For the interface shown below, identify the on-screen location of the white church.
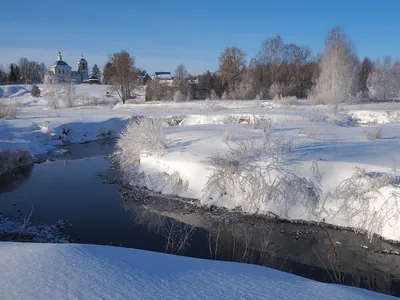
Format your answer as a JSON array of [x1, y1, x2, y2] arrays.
[[44, 52, 89, 83]]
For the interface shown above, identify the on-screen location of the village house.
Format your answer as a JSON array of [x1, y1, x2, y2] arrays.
[[153, 72, 174, 85]]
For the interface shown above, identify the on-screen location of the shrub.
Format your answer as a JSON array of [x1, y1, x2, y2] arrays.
[[324, 168, 400, 241], [365, 127, 382, 140], [31, 86, 41, 97], [116, 118, 166, 180], [221, 91, 229, 100], [43, 84, 60, 109], [0, 102, 18, 118], [202, 129, 319, 215], [275, 96, 298, 106], [221, 130, 232, 144], [173, 90, 186, 102]]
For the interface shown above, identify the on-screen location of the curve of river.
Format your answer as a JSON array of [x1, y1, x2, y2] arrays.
[[0, 140, 399, 296]]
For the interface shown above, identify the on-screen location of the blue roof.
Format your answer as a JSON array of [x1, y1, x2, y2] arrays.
[[155, 72, 171, 75]]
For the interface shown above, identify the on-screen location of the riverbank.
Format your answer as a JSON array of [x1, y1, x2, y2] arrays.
[[0, 140, 399, 296]]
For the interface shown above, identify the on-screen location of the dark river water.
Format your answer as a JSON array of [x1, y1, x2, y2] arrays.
[[0, 140, 399, 297]]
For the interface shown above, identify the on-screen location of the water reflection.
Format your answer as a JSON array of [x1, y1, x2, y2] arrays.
[[122, 194, 400, 296], [0, 164, 34, 193]]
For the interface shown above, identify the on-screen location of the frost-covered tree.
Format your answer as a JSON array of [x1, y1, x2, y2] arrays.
[[269, 82, 283, 99], [367, 56, 399, 101], [313, 27, 358, 110]]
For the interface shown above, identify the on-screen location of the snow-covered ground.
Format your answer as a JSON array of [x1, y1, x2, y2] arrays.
[[0, 242, 395, 300], [2, 84, 400, 241]]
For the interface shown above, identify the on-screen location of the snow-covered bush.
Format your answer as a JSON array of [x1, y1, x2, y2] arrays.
[[202, 130, 319, 216], [365, 127, 382, 140], [173, 90, 186, 102], [269, 82, 283, 99], [43, 84, 61, 109], [323, 168, 400, 241], [221, 91, 229, 100], [0, 102, 18, 118], [221, 130, 232, 144], [0, 148, 33, 175], [60, 83, 77, 107], [203, 100, 227, 111], [274, 96, 298, 106], [116, 118, 166, 180], [210, 90, 219, 100]]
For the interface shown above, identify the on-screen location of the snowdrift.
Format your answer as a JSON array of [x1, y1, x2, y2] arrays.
[[0, 242, 394, 300]]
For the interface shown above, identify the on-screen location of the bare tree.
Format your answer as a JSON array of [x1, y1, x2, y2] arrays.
[[258, 35, 285, 82], [107, 51, 138, 103], [173, 64, 189, 96], [18, 58, 46, 83], [218, 46, 246, 93], [313, 27, 359, 110], [367, 56, 399, 101]]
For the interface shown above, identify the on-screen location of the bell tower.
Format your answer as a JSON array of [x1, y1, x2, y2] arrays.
[[77, 55, 89, 82]]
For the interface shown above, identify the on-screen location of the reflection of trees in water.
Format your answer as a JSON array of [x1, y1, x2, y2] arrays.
[[0, 164, 34, 193], [123, 201, 195, 255], [122, 195, 400, 296], [207, 218, 400, 295]]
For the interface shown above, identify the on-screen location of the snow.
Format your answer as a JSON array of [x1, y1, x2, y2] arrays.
[[2, 84, 400, 241], [0, 242, 395, 300]]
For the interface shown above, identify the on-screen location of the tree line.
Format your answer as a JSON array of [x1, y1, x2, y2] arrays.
[[0, 58, 47, 84], [102, 26, 400, 104]]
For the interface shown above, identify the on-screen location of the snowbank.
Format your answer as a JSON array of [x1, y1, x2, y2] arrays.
[[0, 242, 394, 300], [118, 112, 400, 241]]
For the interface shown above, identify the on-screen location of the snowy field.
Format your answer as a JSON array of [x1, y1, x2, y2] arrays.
[[1, 84, 400, 242], [0, 242, 395, 300]]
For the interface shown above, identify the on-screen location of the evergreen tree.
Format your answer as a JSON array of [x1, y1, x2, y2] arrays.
[[359, 57, 373, 96], [91, 64, 101, 78], [8, 64, 17, 83]]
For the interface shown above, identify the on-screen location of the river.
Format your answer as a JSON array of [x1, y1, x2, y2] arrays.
[[0, 140, 399, 296]]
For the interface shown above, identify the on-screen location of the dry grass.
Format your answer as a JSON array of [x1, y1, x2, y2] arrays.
[[365, 127, 383, 140], [0, 102, 18, 118]]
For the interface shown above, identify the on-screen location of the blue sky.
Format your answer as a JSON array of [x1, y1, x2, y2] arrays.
[[1, 0, 400, 74]]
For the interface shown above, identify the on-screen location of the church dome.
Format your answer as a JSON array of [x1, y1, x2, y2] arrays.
[[54, 52, 69, 66], [79, 55, 87, 61], [55, 60, 69, 66]]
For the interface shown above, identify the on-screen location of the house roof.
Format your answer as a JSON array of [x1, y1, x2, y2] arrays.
[[155, 72, 171, 75]]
